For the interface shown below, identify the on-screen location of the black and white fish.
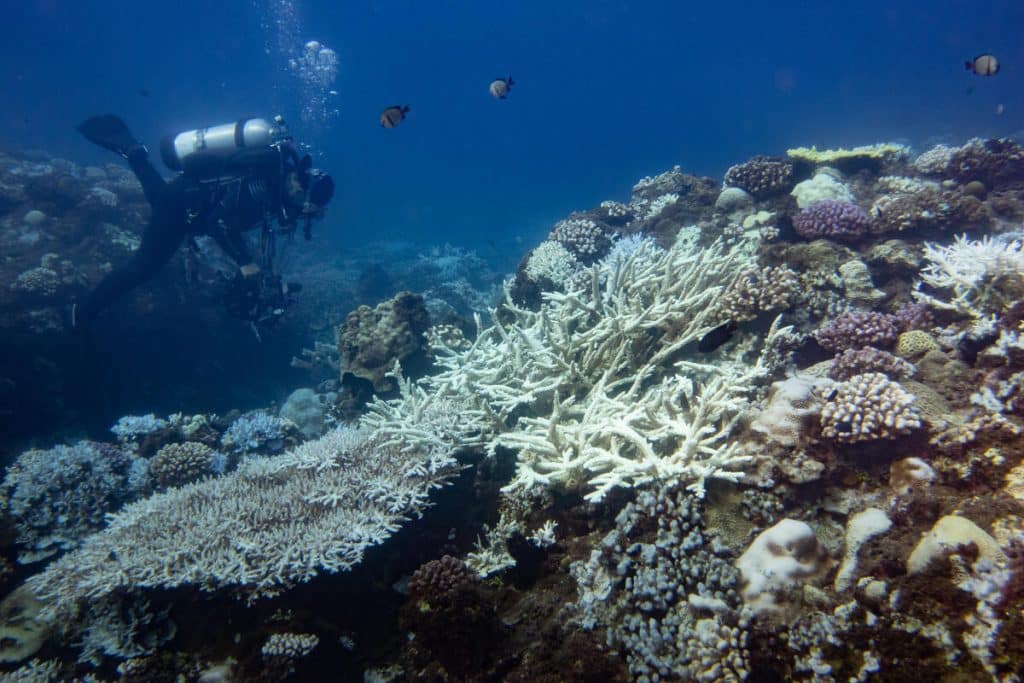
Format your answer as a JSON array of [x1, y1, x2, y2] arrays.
[[489, 76, 514, 99], [965, 53, 999, 76], [380, 105, 411, 128]]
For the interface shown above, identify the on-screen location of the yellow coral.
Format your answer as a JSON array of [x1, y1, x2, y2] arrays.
[[787, 143, 910, 165], [895, 330, 938, 358]]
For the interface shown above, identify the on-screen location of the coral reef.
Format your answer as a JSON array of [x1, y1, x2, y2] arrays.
[[828, 346, 916, 381], [573, 482, 750, 681], [147, 441, 219, 489], [4, 134, 1024, 681], [819, 371, 922, 442], [220, 410, 290, 454], [716, 264, 799, 323], [723, 156, 794, 199], [549, 215, 613, 263], [407, 555, 480, 602], [793, 199, 872, 241], [337, 290, 431, 393], [0, 441, 140, 563], [814, 311, 900, 351]]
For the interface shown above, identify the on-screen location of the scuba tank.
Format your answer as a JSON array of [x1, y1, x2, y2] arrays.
[[160, 116, 290, 174]]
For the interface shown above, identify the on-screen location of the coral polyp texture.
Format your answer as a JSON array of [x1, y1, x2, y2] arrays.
[[548, 215, 613, 262], [792, 199, 872, 241], [814, 311, 900, 351], [819, 372, 921, 442], [723, 155, 794, 198]]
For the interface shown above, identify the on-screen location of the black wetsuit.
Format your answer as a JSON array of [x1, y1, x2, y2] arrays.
[[76, 147, 292, 328]]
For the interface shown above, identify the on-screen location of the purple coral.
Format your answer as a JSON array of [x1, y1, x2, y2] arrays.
[[793, 200, 871, 241], [815, 311, 900, 352], [828, 347, 915, 381], [892, 302, 935, 332]]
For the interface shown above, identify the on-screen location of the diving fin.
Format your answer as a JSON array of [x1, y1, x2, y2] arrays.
[[77, 115, 140, 158]]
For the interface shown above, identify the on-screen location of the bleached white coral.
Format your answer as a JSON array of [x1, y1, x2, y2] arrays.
[[913, 233, 1024, 318], [469, 231, 780, 501], [527, 520, 558, 548], [27, 424, 462, 620], [642, 192, 678, 219], [524, 240, 578, 284], [912, 144, 956, 176], [465, 524, 516, 577]]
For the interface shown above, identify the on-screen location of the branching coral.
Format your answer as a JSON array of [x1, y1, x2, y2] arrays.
[[716, 264, 799, 323], [913, 233, 1024, 319], [408, 230, 785, 501], [820, 372, 921, 442]]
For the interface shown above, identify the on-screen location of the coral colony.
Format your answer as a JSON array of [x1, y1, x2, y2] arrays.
[[2, 137, 1024, 680]]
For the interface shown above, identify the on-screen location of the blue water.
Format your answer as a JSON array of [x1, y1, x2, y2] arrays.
[[3, 0, 1022, 257]]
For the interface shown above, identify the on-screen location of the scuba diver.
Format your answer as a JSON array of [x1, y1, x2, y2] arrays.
[[70, 114, 334, 338]]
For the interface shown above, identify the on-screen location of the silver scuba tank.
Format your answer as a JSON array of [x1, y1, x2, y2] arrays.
[[160, 117, 288, 171]]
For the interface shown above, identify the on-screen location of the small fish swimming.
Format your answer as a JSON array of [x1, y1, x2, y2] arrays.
[[965, 53, 999, 76], [380, 105, 411, 128], [489, 76, 514, 99], [698, 321, 737, 353]]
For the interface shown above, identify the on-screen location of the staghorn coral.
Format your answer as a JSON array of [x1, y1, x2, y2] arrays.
[[913, 233, 1024, 319], [488, 233, 786, 501], [723, 155, 794, 198], [814, 311, 900, 352], [819, 372, 921, 442], [716, 264, 799, 323], [147, 442, 217, 489], [828, 346, 916, 381], [793, 200, 871, 241]]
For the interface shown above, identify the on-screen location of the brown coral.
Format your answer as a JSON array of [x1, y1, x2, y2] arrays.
[[148, 442, 216, 489], [949, 138, 1024, 188], [724, 156, 794, 199], [337, 291, 431, 393], [717, 265, 799, 323]]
